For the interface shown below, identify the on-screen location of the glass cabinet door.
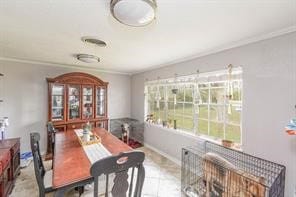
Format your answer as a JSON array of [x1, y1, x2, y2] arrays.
[[51, 84, 64, 121], [96, 121, 106, 129], [68, 85, 80, 120], [82, 86, 93, 119], [96, 87, 106, 117]]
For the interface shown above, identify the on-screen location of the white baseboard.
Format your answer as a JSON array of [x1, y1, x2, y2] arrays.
[[144, 143, 181, 166]]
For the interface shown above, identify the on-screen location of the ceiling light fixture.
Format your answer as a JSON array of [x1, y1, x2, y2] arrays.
[[81, 37, 107, 47], [110, 0, 157, 27], [76, 54, 100, 63]]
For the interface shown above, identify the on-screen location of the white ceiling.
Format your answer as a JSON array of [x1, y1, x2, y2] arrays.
[[0, 0, 295, 74]]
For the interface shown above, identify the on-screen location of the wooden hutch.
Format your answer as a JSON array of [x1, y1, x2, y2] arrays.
[[46, 72, 108, 157]]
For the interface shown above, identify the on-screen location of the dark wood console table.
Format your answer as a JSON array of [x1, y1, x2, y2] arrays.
[[0, 138, 21, 197]]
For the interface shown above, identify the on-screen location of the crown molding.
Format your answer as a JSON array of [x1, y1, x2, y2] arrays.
[[0, 26, 295, 76], [131, 25, 296, 75], [0, 56, 131, 75]]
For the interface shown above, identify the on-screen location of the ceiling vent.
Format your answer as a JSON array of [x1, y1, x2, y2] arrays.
[[76, 54, 100, 63], [81, 37, 107, 47]]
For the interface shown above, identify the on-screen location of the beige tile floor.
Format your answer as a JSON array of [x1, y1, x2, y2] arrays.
[[10, 147, 181, 197]]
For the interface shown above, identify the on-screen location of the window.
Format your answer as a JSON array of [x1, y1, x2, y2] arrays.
[[145, 69, 242, 145]]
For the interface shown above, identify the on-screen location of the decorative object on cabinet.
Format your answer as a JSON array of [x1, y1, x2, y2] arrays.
[[46, 72, 109, 159], [0, 138, 21, 197], [110, 118, 144, 148], [0, 117, 9, 140], [0, 121, 4, 140]]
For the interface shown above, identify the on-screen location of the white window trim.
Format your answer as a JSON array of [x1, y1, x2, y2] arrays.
[[145, 68, 243, 145]]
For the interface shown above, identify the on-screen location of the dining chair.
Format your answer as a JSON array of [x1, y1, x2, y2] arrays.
[[30, 132, 55, 197], [47, 122, 56, 168], [31, 132, 86, 197], [90, 151, 145, 197], [47, 122, 56, 155]]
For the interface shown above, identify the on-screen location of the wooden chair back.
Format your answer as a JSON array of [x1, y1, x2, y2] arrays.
[[30, 132, 47, 196], [47, 122, 56, 156], [90, 151, 145, 197]]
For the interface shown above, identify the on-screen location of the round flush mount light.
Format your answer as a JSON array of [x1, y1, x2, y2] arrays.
[[76, 54, 100, 63], [110, 0, 157, 27], [81, 37, 107, 47]]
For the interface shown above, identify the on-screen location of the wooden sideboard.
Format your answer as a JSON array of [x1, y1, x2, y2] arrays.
[[0, 149, 11, 197], [46, 72, 109, 158], [0, 138, 21, 197]]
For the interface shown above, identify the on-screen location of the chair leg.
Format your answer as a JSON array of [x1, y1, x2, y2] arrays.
[[79, 186, 84, 196], [39, 191, 43, 197], [75, 186, 85, 196]]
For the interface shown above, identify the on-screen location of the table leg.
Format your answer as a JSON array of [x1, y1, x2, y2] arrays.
[[54, 188, 66, 197], [54, 178, 93, 197]]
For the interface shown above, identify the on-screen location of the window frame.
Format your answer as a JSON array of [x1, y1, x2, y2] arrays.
[[144, 69, 243, 145]]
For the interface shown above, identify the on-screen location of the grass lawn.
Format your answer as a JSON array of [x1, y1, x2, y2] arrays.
[[152, 104, 241, 143]]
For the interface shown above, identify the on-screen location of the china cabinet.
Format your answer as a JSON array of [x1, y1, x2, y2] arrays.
[[46, 72, 108, 157]]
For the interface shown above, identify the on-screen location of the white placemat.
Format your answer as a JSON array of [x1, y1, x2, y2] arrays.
[[74, 129, 112, 164]]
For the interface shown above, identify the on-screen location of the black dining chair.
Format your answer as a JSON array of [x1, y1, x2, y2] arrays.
[[90, 151, 145, 197], [30, 132, 55, 197], [31, 132, 87, 197], [47, 122, 56, 168], [47, 122, 56, 155]]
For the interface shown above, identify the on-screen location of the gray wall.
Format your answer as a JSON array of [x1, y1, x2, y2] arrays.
[[0, 60, 131, 153], [131, 32, 296, 196]]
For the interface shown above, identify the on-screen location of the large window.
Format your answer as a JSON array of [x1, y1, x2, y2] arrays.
[[145, 69, 242, 144]]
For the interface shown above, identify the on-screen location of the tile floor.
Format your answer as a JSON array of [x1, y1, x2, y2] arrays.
[[10, 146, 182, 197]]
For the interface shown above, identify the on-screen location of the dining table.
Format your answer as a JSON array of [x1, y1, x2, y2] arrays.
[[53, 127, 132, 196]]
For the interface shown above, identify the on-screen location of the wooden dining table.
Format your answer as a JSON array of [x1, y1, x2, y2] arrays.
[[53, 127, 132, 196]]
